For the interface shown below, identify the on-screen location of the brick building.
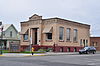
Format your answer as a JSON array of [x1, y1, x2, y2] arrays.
[[20, 14, 90, 52], [90, 37, 100, 51]]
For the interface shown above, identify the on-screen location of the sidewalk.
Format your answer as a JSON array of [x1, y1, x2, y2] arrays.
[[1, 53, 46, 57], [45, 52, 79, 56], [0, 52, 78, 57], [0, 51, 100, 57]]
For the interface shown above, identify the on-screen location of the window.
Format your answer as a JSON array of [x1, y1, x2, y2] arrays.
[[80, 39, 82, 45], [46, 33, 52, 40], [96, 42, 98, 46], [73, 29, 78, 41], [83, 39, 85, 47], [66, 28, 71, 41], [92, 42, 98, 47], [59, 27, 64, 40], [92, 42, 94, 46], [10, 31, 12, 37], [23, 34, 28, 40], [3, 32, 5, 36], [86, 40, 88, 46]]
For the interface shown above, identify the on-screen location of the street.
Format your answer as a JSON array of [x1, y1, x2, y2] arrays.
[[0, 54, 100, 66]]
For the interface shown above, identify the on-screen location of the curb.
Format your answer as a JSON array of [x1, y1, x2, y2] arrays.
[[24, 54, 46, 57], [1, 52, 100, 57], [0, 55, 4, 56]]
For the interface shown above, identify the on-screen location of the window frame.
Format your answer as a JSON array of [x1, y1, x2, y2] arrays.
[[23, 34, 28, 41], [86, 40, 88, 46], [73, 29, 78, 42], [80, 39, 82, 45], [10, 31, 12, 37], [46, 33, 52, 40], [59, 27, 64, 41], [66, 28, 71, 41]]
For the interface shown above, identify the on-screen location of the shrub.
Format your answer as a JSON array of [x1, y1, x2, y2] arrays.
[[46, 48, 53, 52], [37, 49, 46, 52]]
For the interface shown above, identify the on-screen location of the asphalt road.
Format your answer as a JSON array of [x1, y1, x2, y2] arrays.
[[0, 54, 100, 66]]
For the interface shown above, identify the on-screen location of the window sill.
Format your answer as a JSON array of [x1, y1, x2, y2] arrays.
[[45, 40, 53, 42], [73, 41, 78, 43], [59, 40, 64, 42], [66, 40, 71, 42], [23, 40, 29, 42]]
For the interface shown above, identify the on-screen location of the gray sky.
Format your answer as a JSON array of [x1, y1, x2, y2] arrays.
[[0, 0, 100, 36]]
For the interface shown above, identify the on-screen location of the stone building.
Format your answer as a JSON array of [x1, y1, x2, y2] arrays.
[[90, 37, 100, 51], [20, 14, 90, 52]]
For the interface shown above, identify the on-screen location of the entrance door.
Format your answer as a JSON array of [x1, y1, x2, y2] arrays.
[[34, 29, 37, 44], [32, 28, 38, 45]]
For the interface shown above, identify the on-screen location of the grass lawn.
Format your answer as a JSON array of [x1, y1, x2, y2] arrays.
[[2, 50, 45, 54], [21, 51, 45, 54], [2, 50, 9, 53]]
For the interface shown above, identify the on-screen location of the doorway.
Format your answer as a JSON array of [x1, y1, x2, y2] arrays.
[[34, 29, 37, 44], [32, 28, 38, 45]]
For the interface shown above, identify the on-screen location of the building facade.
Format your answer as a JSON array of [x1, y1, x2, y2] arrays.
[[0, 24, 20, 50], [90, 37, 100, 51], [20, 14, 90, 52]]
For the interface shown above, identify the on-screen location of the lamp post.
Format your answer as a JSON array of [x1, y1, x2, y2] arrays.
[[0, 25, 3, 55]]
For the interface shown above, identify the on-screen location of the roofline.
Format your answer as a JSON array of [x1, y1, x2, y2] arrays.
[[3, 24, 18, 33], [20, 21, 27, 23], [43, 17, 90, 27], [20, 16, 90, 27], [90, 37, 100, 38], [11, 24, 18, 33]]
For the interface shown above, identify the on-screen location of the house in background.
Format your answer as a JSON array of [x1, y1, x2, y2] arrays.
[[0, 22, 2, 25], [90, 37, 100, 51], [20, 14, 90, 52], [0, 24, 20, 50]]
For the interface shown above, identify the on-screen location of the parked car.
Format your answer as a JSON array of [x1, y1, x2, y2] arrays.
[[79, 46, 96, 54]]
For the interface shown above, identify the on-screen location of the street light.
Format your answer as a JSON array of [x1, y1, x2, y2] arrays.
[[0, 25, 3, 55]]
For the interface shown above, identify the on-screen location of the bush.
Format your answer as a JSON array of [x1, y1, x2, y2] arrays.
[[37, 48, 53, 52], [37, 49, 46, 52], [46, 48, 53, 52]]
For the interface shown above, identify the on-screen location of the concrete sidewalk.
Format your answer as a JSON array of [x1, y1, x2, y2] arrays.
[[0, 51, 100, 57], [1, 53, 46, 57], [0, 52, 78, 57]]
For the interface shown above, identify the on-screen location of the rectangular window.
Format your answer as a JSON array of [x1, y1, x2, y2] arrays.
[[66, 28, 71, 41], [86, 40, 88, 46], [83, 39, 85, 47], [3, 32, 5, 36], [92, 42, 94, 46], [80, 39, 82, 45], [23, 34, 28, 40], [46, 33, 52, 40], [92, 42, 98, 47], [59, 27, 64, 40], [73, 29, 78, 42], [96, 42, 98, 46], [10, 31, 12, 37]]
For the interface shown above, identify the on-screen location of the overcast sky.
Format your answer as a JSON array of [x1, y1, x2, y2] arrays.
[[0, 0, 100, 36]]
